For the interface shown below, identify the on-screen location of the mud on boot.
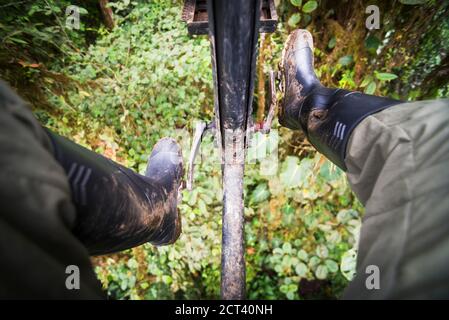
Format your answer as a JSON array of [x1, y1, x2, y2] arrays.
[[279, 29, 401, 170]]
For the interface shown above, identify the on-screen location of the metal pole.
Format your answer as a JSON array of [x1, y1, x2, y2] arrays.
[[207, 0, 261, 299]]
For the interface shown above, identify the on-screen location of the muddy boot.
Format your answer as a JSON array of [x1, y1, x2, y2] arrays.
[[144, 138, 183, 246], [279, 29, 402, 170], [46, 132, 183, 255]]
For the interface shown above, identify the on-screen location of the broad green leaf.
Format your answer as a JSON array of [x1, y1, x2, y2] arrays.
[[8, 37, 28, 44], [247, 131, 267, 162], [127, 258, 138, 269], [280, 156, 312, 189], [328, 36, 336, 49], [360, 76, 372, 88], [325, 259, 339, 273], [290, 257, 300, 266], [302, 1, 318, 13], [120, 279, 128, 291], [341, 249, 357, 281], [187, 189, 198, 206], [319, 160, 342, 182], [128, 275, 136, 288], [286, 291, 295, 300], [288, 13, 301, 27], [326, 230, 342, 244], [275, 265, 283, 273], [282, 212, 295, 227], [365, 35, 381, 53], [375, 72, 398, 81], [336, 209, 357, 224], [250, 183, 270, 204], [316, 244, 329, 258], [198, 199, 208, 215], [295, 262, 308, 277], [282, 255, 292, 267], [303, 13, 312, 26], [282, 242, 293, 254], [315, 265, 328, 280], [308, 256, 321, 269], [364, 81, 377, 94], [297, 249, 308, 261], [290, 0, 302, 7], [280, 156, 301, 188], [280, 284, 289, 293], [268, 177, 283, 196], [338, 55, 353, 66], [140, 282, 149, 290], [282, 203, 295, 215], [161, 275, 172, 285]]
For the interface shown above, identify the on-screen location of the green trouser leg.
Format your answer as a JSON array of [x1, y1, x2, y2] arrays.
[[343, 99, 449, 299], [0, 82, 104, 299]]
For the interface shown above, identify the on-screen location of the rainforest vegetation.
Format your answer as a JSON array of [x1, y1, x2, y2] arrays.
[[1, 0, 448, 299]]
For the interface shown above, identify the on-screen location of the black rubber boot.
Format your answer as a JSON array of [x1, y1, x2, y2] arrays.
[[279, 29, 402, 170], [46, 131, 183, 255]]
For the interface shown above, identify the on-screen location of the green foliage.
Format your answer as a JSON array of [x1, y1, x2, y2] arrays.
[[77, 2, 361, 299], [4, 0, 447, 300], [337, 55, 354, 67], [307, 0, 449, 99], [43, 1, 213, 169], [288, 13, 301, 27], [302, 1, 318, 13], [287, 0, 317, 28], [0, 0, 104, 109], [242, 155, 363, 299], [399, 0, 428, 4], [375, 72, 398, 82], [327, 36, 336, 49], [0, 0, 88, 56], [279, 156, 313, 189], [290, 0, 303, 7], [365, 35, 381, 54]]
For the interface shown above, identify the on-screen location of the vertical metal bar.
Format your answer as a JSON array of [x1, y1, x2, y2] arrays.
[[207, 0, 261, 300], [222, 140, 245, 299]]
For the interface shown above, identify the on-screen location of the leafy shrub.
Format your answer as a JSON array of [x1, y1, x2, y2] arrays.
[[54, 1, 360, 300], [6, 0, 446, 299]]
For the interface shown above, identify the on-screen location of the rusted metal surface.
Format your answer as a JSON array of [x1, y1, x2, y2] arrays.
[[181, 0, 208, 35], [258, 70, 278, 134], [260, 0, 278, 33], [182, 0, 277, 35]]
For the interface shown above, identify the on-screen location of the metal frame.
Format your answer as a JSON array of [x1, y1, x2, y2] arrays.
[[182, 0, 277, 300], [207, 0, 261, 300], [182, 0, 277, 35]]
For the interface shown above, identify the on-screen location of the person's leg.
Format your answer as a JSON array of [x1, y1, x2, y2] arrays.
[[280, 30, 449, 298], [344, 100, 449, 299], [46, 131, 183, 255], [0, 81, 103, 298], [0, 80, 183, 297], [280, 30, 402, 170]]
